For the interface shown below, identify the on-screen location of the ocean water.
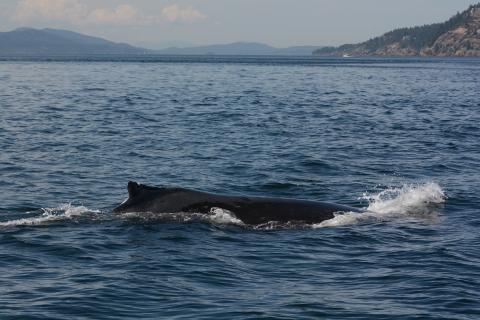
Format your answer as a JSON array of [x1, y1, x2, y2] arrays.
[[0, 56, 479, 319]]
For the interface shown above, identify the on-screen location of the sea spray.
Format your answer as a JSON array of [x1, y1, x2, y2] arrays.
[[0, 204, 100, 227], [363, 182, 445, 215], [314, 182, 446, 228]]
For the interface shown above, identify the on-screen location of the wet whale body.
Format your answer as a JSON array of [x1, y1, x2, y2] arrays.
[[113, 181, 362, 225]]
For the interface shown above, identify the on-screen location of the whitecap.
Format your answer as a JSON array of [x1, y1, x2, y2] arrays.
[[314, 182, 446, 228]]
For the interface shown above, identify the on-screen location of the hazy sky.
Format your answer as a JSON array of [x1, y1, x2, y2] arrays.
[[0, 0, 478, 48]]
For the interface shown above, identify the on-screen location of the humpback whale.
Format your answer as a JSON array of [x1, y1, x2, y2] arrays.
[[113, 181, 361, 225]]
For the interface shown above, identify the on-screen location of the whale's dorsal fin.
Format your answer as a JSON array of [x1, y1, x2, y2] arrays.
[[127, 181, 170, 198], [128, 181, 141, 198], [127, 181, 188, 200]]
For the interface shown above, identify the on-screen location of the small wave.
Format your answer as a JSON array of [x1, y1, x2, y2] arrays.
[[262, 182, 298, 190], [0, 204, 100, 227], [82, 87, 106, 92], [315, 182, 446, 228]]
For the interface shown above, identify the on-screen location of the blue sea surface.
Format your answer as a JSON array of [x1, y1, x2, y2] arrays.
[[0, 56, 479, 319]]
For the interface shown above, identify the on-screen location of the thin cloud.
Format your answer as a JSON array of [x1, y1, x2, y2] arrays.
[[14, 0, 86, 23], [87, 4, 138, 26], [161, 4, 206, 23], [13, 0, 206, 26]]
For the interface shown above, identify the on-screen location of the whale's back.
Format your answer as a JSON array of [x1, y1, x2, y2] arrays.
[[113, 181, 361, 224]]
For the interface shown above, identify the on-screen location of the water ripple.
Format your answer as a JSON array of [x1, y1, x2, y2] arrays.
[[0, 57, 479, 319]]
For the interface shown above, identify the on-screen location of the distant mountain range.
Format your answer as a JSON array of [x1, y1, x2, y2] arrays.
[[314, 3, 480, 57], [0, 28, 149, 56], [156, 43, 322, 56], [0, 27, 322, 56]]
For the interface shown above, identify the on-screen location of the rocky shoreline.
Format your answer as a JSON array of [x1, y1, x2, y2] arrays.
[[314, 4, 480, 57]]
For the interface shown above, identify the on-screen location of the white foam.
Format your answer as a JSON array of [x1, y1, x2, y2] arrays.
[[118, 211, 191, 223], [314, 182, 446, 228], [207, 207, 244, 225], [0, 204, 100, 227]]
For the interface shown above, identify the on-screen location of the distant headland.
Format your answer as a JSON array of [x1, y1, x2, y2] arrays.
[[0, 28, 149, 56], [314, 3, 480, 57]]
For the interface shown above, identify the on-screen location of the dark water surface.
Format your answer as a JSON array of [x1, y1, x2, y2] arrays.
[[1, 56, 479, 319]]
